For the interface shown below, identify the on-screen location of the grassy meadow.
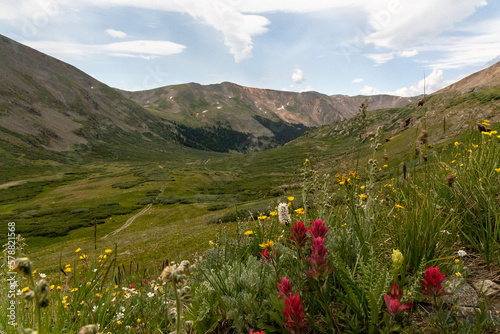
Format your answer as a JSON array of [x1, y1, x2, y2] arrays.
[[1, 91, 499, 333]]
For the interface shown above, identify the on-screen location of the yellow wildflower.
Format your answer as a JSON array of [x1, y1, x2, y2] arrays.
[[495, 168, 500, 173], [71, 288, 78, 292], [395, 204, 404, 210], [455, 259, 460, 264], [75, 248, 81, 253], [287, 196, 295, 202], [270, 210, 277, 216], [454, 141, 459, 146], [455, 272, 462, 278], [259, 240, 275, 249], [482, 131, 492, 137], [360, 185, 366, 189], [117, 321, 122, 325], [358, 194, 367, 200], [258, 215, 269, 220], [208, 240, 214, 247], [383, 164, 388, 168], [56, 286, 62, 291], [244, 230, 254, 236], [79, 254, 87, 260], [137, 319, 141, 323], [104, 249, 112, 254], [472, 143, 478, 148], [22, 287, 29, 292], [391, 249, 404, 268], [294, 208, 305, 214], [50, 285, 55, 290], [65, 267, 72, 273]]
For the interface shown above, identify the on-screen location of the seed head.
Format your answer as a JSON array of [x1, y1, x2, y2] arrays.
[[447, 174, 455, 187], [78, 324, 98, 334]]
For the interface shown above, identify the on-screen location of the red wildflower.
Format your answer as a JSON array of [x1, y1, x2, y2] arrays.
[[307, 219, 329, 239], [387, 282, 404, 300], [306, 237, 331, 278], [260, 248, 271, 261], [283, 295, 307, 334], [277, 277, 298, 301], [260, 248, 278, 262], [290, 221, 308, 248], [250, 330, 265, 334], [129, 284, 135, 289], [384, 294, 412, 318], [420, 266, 451, 299]]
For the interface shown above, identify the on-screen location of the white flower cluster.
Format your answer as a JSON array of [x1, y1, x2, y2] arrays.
[[278, 202, 291, 225]]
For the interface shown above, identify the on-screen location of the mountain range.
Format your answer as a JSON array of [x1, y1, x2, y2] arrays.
[[0, 34, 414, 160]]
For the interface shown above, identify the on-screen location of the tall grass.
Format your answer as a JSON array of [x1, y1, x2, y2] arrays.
[[1, 129, 499, 333]]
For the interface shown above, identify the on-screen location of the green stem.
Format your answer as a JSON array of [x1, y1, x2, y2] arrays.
[[173, 284, 182, 334], [28, 275, 42, 334]]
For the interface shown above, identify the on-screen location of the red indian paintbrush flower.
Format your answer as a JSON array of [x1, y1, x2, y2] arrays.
[[260, 248, 271, 261], [307, 219, 329, 239], [420, 266, 451, 299], [290, 221, 308, 248], [250, 330, 265, 334], [387, 282, 404, 300], [306, 236, 331, 278], [277, 277, 298, 301], [283, 295, 307, 334], [384, 294, 412, 318]]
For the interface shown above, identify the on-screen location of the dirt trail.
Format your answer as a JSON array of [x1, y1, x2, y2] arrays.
[[0, 180, 25, 189], [101, 204, 152, 239], [101, 183, 167, 239]]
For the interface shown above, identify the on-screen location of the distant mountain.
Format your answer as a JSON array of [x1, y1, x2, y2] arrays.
[[0, 34, 178, 164], [122, 83, 413, 148]]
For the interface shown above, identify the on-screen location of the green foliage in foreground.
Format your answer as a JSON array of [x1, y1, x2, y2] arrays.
[[1, 131, 499, 333]]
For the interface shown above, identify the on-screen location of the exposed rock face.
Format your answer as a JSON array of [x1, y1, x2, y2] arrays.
[[123, 82, 414, 138]]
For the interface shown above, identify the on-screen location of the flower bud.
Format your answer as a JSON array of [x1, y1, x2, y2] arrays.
[[78, 324, 98, 334], [14, 258, 32, 276]]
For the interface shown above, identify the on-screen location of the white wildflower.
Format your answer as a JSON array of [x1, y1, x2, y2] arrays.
[[458, 250, 467, 257], [278, 202, 291, 225]]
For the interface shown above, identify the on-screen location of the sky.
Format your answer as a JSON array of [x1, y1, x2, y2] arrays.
[[1, 0, 499, 97]]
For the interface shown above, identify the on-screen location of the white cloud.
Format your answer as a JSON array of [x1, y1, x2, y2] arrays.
[[390, 69, 443, 96], [1, 0, 489, 67], [81, 0, 269, 62], [300, 85, 313, 92], [364, 0, 486, 49], [359, 69, 444, 97], [292, 68, 306, 84], [106, 29, 127, 39], [419, 17, 500, 69], [23, 40, 186, 58], [352, 78, 364, 83], [359, 85, 381, 95], [364, 52, 394, 64], [398, 50, 418, 58], [364, 50, 418, 64]]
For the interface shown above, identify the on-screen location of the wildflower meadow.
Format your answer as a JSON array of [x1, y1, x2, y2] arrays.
[[1, 129, 499, 333]]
